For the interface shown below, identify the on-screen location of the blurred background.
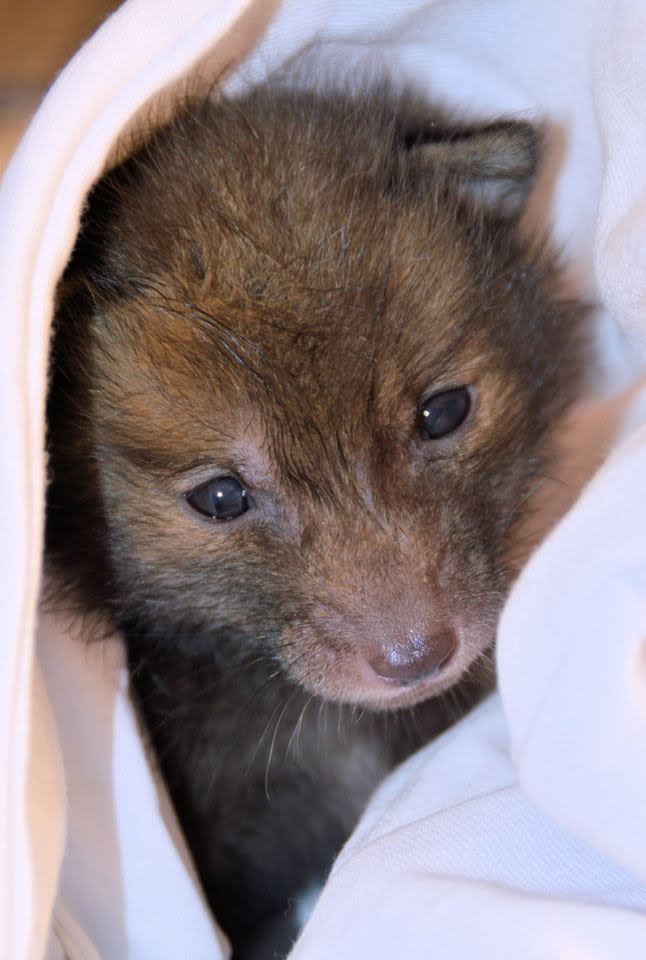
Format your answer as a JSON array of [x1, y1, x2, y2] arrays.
[[0, 0, 120, 170]]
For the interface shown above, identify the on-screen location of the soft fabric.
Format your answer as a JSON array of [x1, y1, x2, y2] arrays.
[[290, 696, 646, 959], [1, 1, 645, 957]]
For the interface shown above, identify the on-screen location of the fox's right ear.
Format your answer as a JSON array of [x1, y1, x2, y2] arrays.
[[404, 121, 540, 221]]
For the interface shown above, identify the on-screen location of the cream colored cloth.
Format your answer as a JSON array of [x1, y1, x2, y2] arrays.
[[1, 1, 646, 958]]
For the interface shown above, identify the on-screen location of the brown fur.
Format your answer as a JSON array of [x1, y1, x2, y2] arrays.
[[46, 84, 586, 958]]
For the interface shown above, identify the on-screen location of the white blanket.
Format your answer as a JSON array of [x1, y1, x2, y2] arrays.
[[1, 1, 646, 957]]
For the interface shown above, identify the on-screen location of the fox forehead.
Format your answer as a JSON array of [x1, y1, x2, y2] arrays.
[[87, 234, 508, 489], [76, 89, 562, 505], [88, 188, 500, 444]]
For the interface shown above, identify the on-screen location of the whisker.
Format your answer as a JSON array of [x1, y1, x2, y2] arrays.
[[287, 695, 312, 759], [265, 694, 297, 799], [246, 698, 285, 777]]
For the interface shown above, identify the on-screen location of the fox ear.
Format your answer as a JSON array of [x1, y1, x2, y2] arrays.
[[407, 121, 539, 221]]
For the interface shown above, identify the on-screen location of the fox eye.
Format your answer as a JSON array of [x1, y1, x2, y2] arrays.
[[186, 476, 251, 520], [419, 387, 471, 440]]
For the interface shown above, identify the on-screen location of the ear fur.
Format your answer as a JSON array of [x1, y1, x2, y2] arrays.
[[407, 121, 539, 221]]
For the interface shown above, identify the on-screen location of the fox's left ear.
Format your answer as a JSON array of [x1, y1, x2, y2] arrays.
[[407, 121, 539, 221]]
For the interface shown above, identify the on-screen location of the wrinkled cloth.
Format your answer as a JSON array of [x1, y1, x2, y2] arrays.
[[1, 1, 646, 958]]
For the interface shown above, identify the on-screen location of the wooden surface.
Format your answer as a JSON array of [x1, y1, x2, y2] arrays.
[[0, 0, 119, 170]]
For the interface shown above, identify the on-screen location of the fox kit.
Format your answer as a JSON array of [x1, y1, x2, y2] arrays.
[[47, 84, 585, 958]]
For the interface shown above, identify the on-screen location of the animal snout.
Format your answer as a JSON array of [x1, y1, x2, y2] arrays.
[[367, 628, 456, 686]]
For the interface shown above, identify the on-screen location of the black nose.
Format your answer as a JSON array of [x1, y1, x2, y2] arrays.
[[368, 629, 456, 686]]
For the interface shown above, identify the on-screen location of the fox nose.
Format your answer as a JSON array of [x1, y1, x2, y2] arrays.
[[368, 629, 457, 686]]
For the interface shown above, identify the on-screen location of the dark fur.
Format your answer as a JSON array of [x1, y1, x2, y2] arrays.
[[46, 84, 586, 958]]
